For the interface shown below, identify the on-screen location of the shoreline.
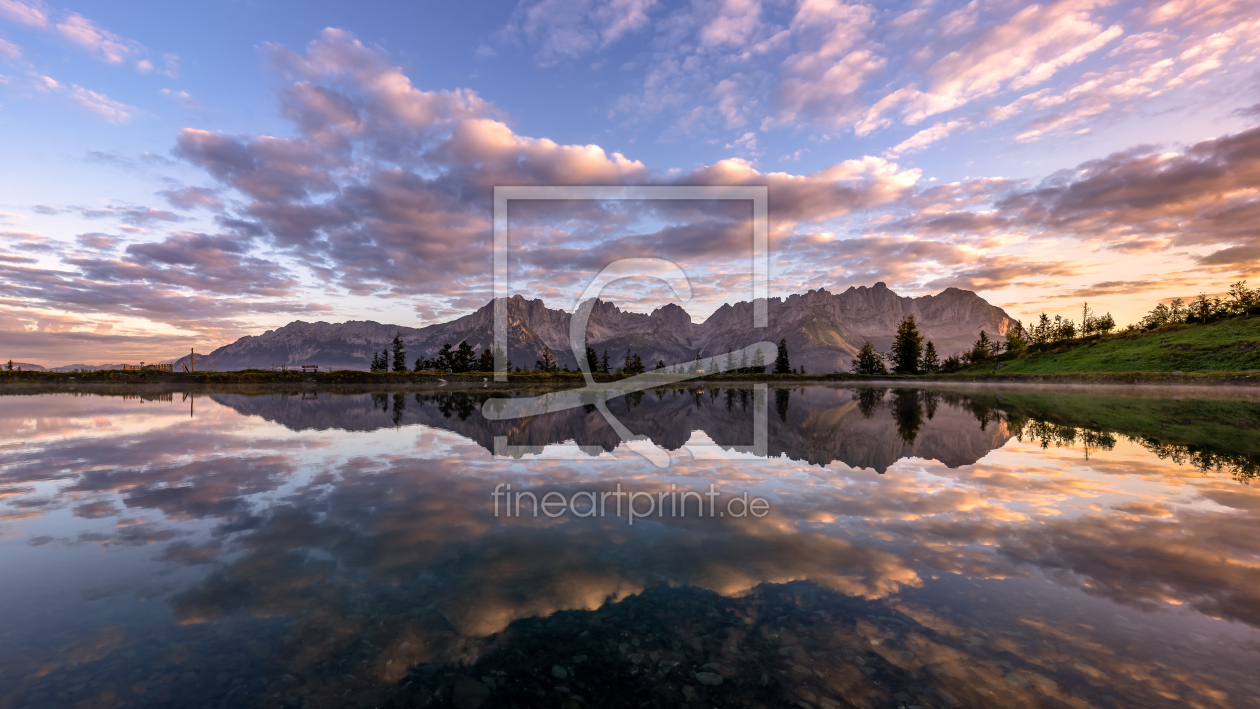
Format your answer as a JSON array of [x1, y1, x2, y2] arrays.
[[2, 368, 1259, 397]]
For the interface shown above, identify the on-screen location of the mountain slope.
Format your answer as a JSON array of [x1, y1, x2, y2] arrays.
[[183, 284, 1021, 372]]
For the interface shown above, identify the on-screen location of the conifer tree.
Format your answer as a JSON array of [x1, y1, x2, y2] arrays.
[[889, 315, 922, 375], [391, 334, 407, 372], [1004, 329, 1026, 354], [535, 345, 557, 373], [968, 331, 993, 363], [773, 338, 792, 374], [433, 343, 454, 371], [851, 341, 886, 375], [919, 341, 939, 373], [751, 346, 766, 372], [493, 344, 509, 373]]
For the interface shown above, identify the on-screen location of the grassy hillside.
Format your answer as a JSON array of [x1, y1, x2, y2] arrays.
[[961, 317, 1260, 374]]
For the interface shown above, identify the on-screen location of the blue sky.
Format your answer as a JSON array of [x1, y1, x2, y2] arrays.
[[2, 0, 1259, 364]]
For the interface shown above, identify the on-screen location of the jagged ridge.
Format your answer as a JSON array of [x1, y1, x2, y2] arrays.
[[179, 283, 1020, 372]]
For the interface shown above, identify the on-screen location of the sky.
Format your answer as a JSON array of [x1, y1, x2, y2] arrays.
[[1, 0, 1258, 366]]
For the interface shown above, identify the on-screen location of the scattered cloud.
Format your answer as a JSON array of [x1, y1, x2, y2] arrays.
[[158, 186, 222, 211], [885, 119, 967, 157], [160, 87, 200, 110], [0, 0, 49, 28], [506, 0, 657, 64], [79, 205, 182, 226], [857, 0, 1123, 134], [1233, 103, 1260, 118], [64, 83, 137, 123], [54, 11, 141, 64], [770, 0, 881, 128], [1, 1, 165, 76], [75, 232, 119, 250], [0, 36, 21, 58], [158, 52, 178, 78]]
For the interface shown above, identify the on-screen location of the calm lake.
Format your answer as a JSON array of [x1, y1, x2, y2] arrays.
[[2, 384, 1259, 709]]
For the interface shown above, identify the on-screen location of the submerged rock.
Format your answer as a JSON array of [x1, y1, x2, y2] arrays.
[[451, 677, 490, 709]]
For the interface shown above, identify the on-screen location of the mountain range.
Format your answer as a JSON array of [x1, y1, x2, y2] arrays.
[[174, 283, 1020, 373]]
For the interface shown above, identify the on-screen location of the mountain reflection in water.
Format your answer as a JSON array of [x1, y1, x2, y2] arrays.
[[211, 386, 1013, 472], [1, 386, 1259, 709]]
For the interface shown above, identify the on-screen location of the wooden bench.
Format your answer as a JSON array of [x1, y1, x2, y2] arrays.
[[300, 365, 320, 373]]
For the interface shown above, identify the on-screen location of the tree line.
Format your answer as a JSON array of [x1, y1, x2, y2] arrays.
[[368, 335, 805, 377], [1136, 281, 1258, 328], [368, 335, 507, 374], [850, 280, 1258, 375], [852, 313, 1106, 376]]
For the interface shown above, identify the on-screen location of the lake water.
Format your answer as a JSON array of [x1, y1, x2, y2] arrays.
[[2, 384, 1259, 709]]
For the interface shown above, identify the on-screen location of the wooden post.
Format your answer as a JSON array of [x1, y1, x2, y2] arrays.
[[191, 348, 195, 373]]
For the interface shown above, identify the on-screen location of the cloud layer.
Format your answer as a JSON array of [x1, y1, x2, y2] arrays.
[[2, 9, 1258, 365]]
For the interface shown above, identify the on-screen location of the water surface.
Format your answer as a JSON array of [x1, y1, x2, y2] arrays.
[[1, 385, 1259, 708]]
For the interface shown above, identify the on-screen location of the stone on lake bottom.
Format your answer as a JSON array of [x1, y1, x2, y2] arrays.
[[695, 672, 723, 686]]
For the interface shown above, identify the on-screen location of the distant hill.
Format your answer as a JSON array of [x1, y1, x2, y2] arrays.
[[47, 364, 128, 372], [181, 284, 1021, 373], [4, 362, 46, 371]]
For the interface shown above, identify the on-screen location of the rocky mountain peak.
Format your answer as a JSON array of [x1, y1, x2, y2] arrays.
[[186, 284, 1021, 373]]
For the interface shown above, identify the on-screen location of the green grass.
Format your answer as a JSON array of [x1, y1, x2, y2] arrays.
[[961, 317, 1260, 374]]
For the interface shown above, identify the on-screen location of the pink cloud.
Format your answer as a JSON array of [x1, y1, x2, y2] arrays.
[[54, 11, 141, 64], [0, 0, 48, 28], [858, 0, 1123, 133]]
